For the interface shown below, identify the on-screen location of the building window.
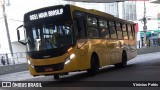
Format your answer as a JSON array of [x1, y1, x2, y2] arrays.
[[105, 3, 118, 17], [122, 1, 137, 20]]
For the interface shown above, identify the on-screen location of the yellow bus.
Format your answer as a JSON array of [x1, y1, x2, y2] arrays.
[[17, 4, 137, 79]]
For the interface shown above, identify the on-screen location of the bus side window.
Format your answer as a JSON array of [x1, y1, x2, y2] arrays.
[[99, 19, 110, 39], [76, 19, 87, 39], [116, 22, 123, 39], [73, 11, 87, 39], [109, 21, 117, 39], [87, 16, 99, 39], [128, 24, 133, 40], [122, 24, 128, 39], [131, 25, 135, 39]]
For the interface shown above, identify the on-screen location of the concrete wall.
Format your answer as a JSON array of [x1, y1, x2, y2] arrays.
[[0, 63, 28, 75], [12, 42, 26, 53]]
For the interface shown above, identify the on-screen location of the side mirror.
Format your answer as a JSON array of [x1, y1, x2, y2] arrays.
[[17, 30, 20, 41], [17, 25, 27, 45]]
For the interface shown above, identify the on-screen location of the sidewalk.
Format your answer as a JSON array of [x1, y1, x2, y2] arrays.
[[0, 63, 28, 75], [128, 52, 160, 64], [0, 71, 31, 81]]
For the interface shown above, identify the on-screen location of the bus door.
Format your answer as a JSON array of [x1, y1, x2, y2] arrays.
[[73, 12, 89, 70]]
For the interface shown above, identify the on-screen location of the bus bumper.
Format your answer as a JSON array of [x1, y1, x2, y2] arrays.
[[28, 59, 78, 76]]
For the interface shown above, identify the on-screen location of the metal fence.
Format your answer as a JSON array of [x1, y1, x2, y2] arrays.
[[1, 39, 160, 66], [137, 38, 160, 49], [0, 52, 27, 66]]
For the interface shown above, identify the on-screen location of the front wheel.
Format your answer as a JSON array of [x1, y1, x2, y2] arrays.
[[87, 55, 99, 75]]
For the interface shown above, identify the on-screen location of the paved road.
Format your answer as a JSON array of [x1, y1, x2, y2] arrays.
[[1, 52, 160, 89]]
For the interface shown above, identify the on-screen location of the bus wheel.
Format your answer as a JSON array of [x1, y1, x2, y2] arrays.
[[54, 74, 60, 79], [115, 51, 127, 68], [87, 55, 99, 75]]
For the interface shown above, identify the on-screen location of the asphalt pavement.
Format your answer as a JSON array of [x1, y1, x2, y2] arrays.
[[0, 52, 160, 81], [0, 52, 160, 90]]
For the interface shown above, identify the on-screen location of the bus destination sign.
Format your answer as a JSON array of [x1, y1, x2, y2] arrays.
[[29, 8, 63, 21]]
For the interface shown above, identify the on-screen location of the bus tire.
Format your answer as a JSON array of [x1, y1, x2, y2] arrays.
[[54, 74, 60, 79], [87, 54, 99, 75], [115, 51, 127, 68]]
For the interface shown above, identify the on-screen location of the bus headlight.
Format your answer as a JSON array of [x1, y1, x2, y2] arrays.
[[27, 60, 34, 68], [70, 53, 75, 59], [65, 53, 75, 65]]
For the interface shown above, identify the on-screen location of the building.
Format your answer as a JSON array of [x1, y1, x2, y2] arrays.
[[0, 0, 160, 54]]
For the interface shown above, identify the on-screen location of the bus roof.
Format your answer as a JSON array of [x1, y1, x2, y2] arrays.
[[69, 4, 135, 24]]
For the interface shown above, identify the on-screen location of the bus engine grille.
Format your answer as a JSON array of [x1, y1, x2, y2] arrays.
[[34, 62, 64, 73]]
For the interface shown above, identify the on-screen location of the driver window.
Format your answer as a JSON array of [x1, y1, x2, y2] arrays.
[[73, 11, 87, 39]]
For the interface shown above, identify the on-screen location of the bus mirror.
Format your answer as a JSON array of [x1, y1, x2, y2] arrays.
[[17, 30, 20, 41], [17, 25, 27, 45]]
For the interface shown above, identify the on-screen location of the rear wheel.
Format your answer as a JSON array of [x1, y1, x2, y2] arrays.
[[54, 74, 59, 79], [115, 51, 127, 68], [87, 55, 99, 75]]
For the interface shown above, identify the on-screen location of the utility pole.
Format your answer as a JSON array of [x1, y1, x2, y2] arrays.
[[116, 1, 119, 18], [143, 0, 147, 47], [2, 0, 14, 64]]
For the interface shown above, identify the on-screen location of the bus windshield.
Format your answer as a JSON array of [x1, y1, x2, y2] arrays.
[[26, 23, 74, 52]]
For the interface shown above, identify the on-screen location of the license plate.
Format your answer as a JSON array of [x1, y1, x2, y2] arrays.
[[44, 68, 53, 72]]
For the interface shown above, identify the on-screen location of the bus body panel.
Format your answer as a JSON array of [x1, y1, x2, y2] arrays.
[[76, 39, 91, 70], [21, 4, 137, 77]]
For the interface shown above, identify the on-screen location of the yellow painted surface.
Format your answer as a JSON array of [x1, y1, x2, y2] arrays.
[[27, 5, 137, 76]]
